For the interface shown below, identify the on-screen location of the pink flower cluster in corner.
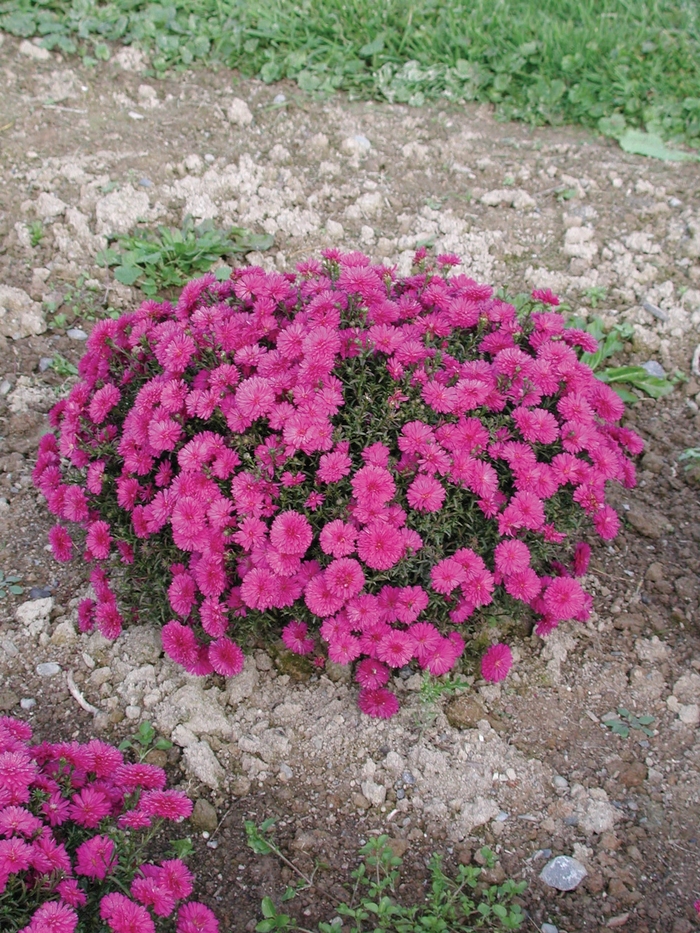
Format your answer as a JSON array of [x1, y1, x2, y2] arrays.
[[34, 250, 643, 717], [0, 716, 218, 933]]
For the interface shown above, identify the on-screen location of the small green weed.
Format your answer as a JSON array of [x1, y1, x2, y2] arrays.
[[0, 570, 24, 599], [583, 286, 607, 309], [417, 672, 471, 729], [679, 447, 700, 467], [569, 316, 677, 402], [49, 354, 79, 377], [602, 707, 655, 738], [96, 216, 274, 298], [118, 720, 173, 762], [248, 827, 526, 933], [28, 220, 44, 248]]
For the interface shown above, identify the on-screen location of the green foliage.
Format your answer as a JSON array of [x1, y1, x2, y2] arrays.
[[49, 354, 79, 377], [602, 707, 655, 738], [118, 719, 173, 761], [568, 316, 677, 401], [96, 215, 274, 298], [28, 220, 44, 248], [679, 446, 700, 466], [248, 829, 526, 932], [1, 1, 699, 148], [0, 569, 23, 599]]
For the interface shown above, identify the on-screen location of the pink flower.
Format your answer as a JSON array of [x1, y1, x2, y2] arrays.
[[208, 638, 245, 676], [376, 630, 413, 668], [406, 475, 446, 512], [319, 520, 357, 557], [281, 620, 315, 655], [408, 622, 443, 664], [100, 892, 156, 933], [356, 521, 404, 571], [269, 511, 313, 557], [86, 521, 112, 560], [88, 384, 121, 424], [139, 790, 193, 822], [531, 288, 560, 306], [161, 621, 200, 670], [75, 835, 117, 880], [69, 786, 112, 828], [542, 577, 587, 622], [351, 464, 396, 509], [131, 874, 176, 917], [26, 900, 78, 933], [481, 643, 513, 682], [0, 836, 33, 874], [494, 539, 530, 577], [354, 658, 390, 688], [48, 525, 73, 562], [327, 632, 362, 665], [430, 558, 466, 595], [324, 558, 365, 601], [572, 542, 591, 576], [0, 751, 37, 805], [357, 687, 399, 719], [317, 449, 352, 483], [160, 859, 194, 900], [594, 504, 619, 540], [176, 902, 219, 933]]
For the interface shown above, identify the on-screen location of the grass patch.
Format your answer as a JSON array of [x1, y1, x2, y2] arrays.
[[1, 0, 699, 147]]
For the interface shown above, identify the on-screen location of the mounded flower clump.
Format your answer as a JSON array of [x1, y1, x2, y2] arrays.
[[0, 716, 218, 933], [35, 249, 643, 717]]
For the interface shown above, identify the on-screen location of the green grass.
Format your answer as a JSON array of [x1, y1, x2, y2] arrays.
[[1, 0, 699, 147]]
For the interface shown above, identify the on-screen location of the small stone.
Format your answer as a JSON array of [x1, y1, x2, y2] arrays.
[[109, 709, 125, 724], [360, 779, 386, 807], [182, 740, 225, 790], [626, 505, 671, 539], [341, 134, 371, 157], [144, 749, 168, 768], [191, 798, 218, 834], [678, 703, 700, 725], [641, 360, 665, 378], [51, 621, 77, 646], [20, 698, 36, 710], [278, 763, 293, 782], [36, 662, 61, 677], [273, 93, 286, 104], [619, 761, 647, 788], [445, 696, 486, 729], [353, 792, 370, 809], [539, 856, 588, 891], [542, 924, 559, 933], [640, 452, 664, 474], [606, 915, 630, 929], [227, 98, 253, 127], [0, 286, 46, 339], [39, 357, 54, 372], [28, 587, 52, 600], [230, 776, 252, 797], [254, 650, 273, 671], [125, 705, 141, 720], [66, 327, 88, 340], [18, 40, 51, 61], [0, 689, 19, 711], [673, 672, 700, 703]]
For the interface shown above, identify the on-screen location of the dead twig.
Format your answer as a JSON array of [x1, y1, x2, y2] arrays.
[[66, 670, 100, 716]]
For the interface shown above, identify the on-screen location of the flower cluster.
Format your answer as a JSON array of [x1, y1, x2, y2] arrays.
[[35, 249, 642, 717], [0, 716, 218, 933]]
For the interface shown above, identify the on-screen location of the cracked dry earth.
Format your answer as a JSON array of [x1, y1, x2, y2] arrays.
[[1, 32, 700, 933]]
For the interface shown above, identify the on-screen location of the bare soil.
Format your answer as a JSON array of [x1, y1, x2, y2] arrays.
[[1, 33, 699, 933]]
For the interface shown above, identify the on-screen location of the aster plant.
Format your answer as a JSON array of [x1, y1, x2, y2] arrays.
[[34, 249, 643, 718], [0, 716, 218, 933]]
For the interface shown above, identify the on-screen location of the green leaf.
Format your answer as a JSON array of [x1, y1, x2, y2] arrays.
[[261, 897, 276, 919], [359, 35, 385, 58], [113, 264, 142, 286], [618, 129, 700, 162], [170, 837, 194, 859], [8, 585, 24, 595], [2, 12, 36, 37], [215, 265, 232, 281]]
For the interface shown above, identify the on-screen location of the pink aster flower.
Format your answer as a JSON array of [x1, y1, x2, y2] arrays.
[[572, 542, 591, 576], [408, 622, 443, 664], [281, 620, 315, 655], [594, 504, 619, 540], [208, 637, 244, 676], [75, 834, 117, 880], [160, 859, 194, 900], [161, 620, 200, 670], [48, 524, 73, 562], [354, 658, 390, 688], [0, 836, 33, 874], [26, 900, 78, 933], [504, 568, 541, 602], [327, 632, 362, 665], [269, 511, 313, 557], [357, 687, 399, 719], [356, 521, 404, 571], [406, 475, 446, 513], [319, 519, 357, 557], [131, 875, 176, 918], [324, 558, 365, 601], [139, 790, 193, 822], [176, 901, 219, 933], [423, 637, 461, 676], [86, 521, 112, 560], [88, 384, 121, 424], [481, 643, 513, 682], [317, 449, 352, 483], [494, 539, 531, 577], [351, 464, 396, 509], [430, 558, 466, 595], [69, 786, 112, 828], [542, 577, 587, 622], [376, 630, 414, 668], [0, 751, 37, 805], [531, 288, 560, 306], [56, 878, 88, 908]]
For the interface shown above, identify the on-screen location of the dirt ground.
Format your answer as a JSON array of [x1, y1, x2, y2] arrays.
[[0, 33, 699, 933]]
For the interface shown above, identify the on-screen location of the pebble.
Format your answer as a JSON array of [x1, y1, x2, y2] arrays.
[[641, 299, 669, 322], [273, 93, 286, 104], [38, 357, 54, 372], [641, 360, 666, 378], [542, 924, 559, 933], [0, 380, 11, 395], [29, 587, 52, 599], [20, 698, 36, 710], [66, 327, 88, 340], [539, 855, 588, 891], [0, 689, 19, 711], [191, 798, 218, 834], [36, 662, 61, 677]]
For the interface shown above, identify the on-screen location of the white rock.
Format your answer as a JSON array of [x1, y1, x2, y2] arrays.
[[113, 47, 146, 71], [304, 133, 329, 157], [16, 598, 54, 636], [672, 672, 700, 704], [225, 658, 259, 706], [156, 683, 230, 738], [0, 286, 46, 339], [678, 704, 700, 726], [356, 191, 384, 218], [184, 154, 203, 174], [172, 724, 198, 748], [36, 662, 61, 677], [361, 779, 386, 806], [51, 621, 77, 646], [35, 192, 67, 220], [183, 740, 225, 790], [95, 185, 151, 235], [578, 789, 618, 834], [512, 189, 536, 211], [326, 219, 344, 240], [480, 188, 513, 207], [18, 40, 50, 62], [341, 135, 371, 158], [635, 636, 670, 663], [540, 856, 587, 891], [227, 98, 253, 127], [120, 625, 162, 665]]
